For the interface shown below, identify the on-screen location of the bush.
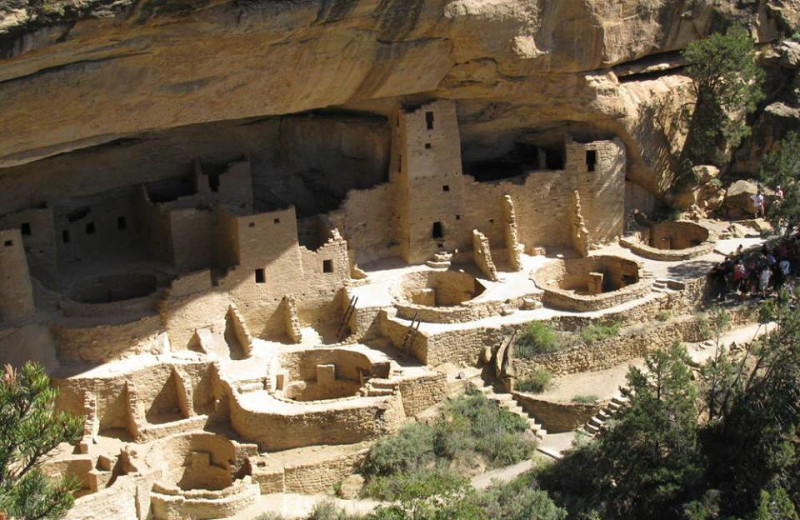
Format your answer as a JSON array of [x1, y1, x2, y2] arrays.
[[515, 322, 561, 358], [362, 467, 467, 501], [656, 311, 672, 322], [578, 321, 621, 343], [361, 422, 435, 478], [571, 395, 598, 404], [307, 501, 365, 520], [516, 369, 552, 394], [360, 390, 535, 500], [253, 514, 288, 520]]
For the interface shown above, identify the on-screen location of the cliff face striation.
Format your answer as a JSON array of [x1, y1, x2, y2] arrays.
[[0, 0, 798, 201]]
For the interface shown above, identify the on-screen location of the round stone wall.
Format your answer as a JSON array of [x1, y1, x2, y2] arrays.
[[621, 221, 714, 261], [532, 255, 653, 312]]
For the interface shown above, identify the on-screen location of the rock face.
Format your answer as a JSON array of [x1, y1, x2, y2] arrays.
[[0, 0, 798, 200]]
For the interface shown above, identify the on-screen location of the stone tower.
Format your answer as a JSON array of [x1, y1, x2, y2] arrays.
[[0, 228, 35, 324], [391, 100, 465, 264]]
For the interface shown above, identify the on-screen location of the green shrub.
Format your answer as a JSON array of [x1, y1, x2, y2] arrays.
[[360, 390, 535, 500], [578, 321, 621, 343], [307, 500, 366, 520], [655, 310, 672, 322], [515, 322, 561, 358], [516, 369, 552, 394], [362, 467, 467, 501], [438, 390, 533, 467], [361, 422, 435, 477], [480, 475, 568, 520], [253, 513, 288, 520], [571, 395, 599, 404]]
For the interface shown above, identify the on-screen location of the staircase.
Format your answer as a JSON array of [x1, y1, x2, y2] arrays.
[[470, 381, 547, 440], [362, 378, 398, 397], [580, 395, 629, 436]]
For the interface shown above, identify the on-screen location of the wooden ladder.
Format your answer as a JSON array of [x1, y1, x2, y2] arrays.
[[401, 312, 422, 355], [336, 296, 358, 342]]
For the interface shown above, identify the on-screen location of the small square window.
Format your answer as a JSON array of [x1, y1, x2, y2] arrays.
[[20, 223, 31, 236], [117, 216, 127, 230], [249, 222, 256, 228], [3, 240, 12, 247], [255, 269, 265, 284], [323, 260, 334, 273], [273, 218, 280, 224], [456, 215, 461, 220], [489, 219, 495, 224], [586, 150, 597, 172], [425, 143, 432, 149], [62, 230, 71, 244], [442, 185, 450, 192], [85, 222, 96, 235]]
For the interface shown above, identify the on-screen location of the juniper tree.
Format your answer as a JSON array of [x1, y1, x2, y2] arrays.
[[0, 362, 83, 520], [674, 25, 764, 191]]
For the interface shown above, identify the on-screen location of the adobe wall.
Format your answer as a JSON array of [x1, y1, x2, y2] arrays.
[[53, 315, 166, 363], [512, 393, 601, 433], [0, 229, 35, 323], [511, 316, 711, 377], [64, 475, 141, 520], [229, 392, 407, 451], [568, 138, 626, 245], [329, 183, 398, 265], [56, 193, 144, 266], [0, 206, 57, 282]]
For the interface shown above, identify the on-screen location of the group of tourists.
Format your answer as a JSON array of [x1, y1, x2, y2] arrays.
[[710, 237, 799, 301]]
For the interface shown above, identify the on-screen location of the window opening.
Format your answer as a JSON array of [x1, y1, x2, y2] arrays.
[[425, 111, 434, 130], [323, 260, 334, 273], [255, 269, 266, 284]]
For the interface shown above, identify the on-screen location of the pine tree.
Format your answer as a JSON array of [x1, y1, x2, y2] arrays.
[[0, 362, 83, 520]]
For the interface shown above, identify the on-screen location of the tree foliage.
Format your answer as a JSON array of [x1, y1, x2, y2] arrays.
[[0, 362, 83, 520], [539, 300, 800, 519], [674, 25, 764, 190], [760, 131, 800, 230]]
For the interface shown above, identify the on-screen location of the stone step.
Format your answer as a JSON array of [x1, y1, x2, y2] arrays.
[[611, 396, 629, 407], [589, 417, 604, 428], [585, 423, 601, 434], [598, 409, 613, 420], [237, 381, 265, 393], [366, 388, 395, 397], [368, 379, 396, 389]]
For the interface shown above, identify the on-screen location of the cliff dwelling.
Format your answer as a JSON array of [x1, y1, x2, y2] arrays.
[[0, 1, 796, 517]]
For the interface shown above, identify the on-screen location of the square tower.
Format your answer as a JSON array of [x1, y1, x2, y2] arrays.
[[391, 100, 466, 264], [0, 229, 35, 324]]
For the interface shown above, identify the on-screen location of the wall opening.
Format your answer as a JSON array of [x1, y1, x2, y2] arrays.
[[586, 150, 597, 172], [323, 259, 334, 273], [273, 218, 280, 224], [255, 269, 265, 284], [432, 222, 443, 239], [62, 230, 70, 244], [117, 216, 127, 230], [425, 143, 432, 149], [20, 223, 31, 236], [442, 185, 450, 192], [85, 222, 96, 235], [425, 111, 435, 130], [545, 148, 565, 170], [3, 240, 12, 247], [208, 173, 221, 193]]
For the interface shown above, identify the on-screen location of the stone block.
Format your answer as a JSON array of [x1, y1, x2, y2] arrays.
[[276, 370, 290, 390], [317, 364, 336, 384], [587, 272, 604, 295]]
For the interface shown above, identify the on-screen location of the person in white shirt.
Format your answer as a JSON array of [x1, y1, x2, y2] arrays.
[[751, 190, 765, 218]]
